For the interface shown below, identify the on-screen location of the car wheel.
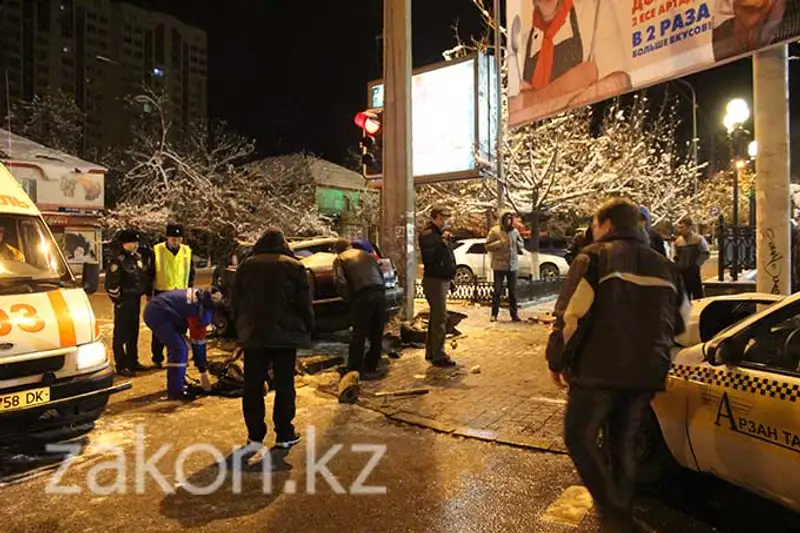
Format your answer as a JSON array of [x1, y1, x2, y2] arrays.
[[540, 263, 560, 281], [453, 266, 475, 286]]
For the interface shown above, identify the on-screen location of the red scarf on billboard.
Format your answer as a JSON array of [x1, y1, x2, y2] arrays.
[[531, 0, 575, 90]]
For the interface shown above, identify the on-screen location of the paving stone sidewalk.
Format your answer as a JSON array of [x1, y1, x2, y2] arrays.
[[312, 298, 569, 453]]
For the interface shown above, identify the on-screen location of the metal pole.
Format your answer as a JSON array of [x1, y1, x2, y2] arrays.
[[754, 45, 791, 295], [5, 69, 11, 152], [732, 159, 740, 281], [494, 0, 505, 211], [382, 0, 416, 319]]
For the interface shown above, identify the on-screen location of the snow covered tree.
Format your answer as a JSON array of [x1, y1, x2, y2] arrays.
[[9, 90, 85, 155], [422, 0, 702, 243], [104, 89, 338, 259]]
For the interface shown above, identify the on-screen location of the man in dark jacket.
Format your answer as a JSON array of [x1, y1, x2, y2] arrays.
[[546, 198, 689, 533], [418, 205, 457, 367], [231, 227, 314, 459], [106, 229, 149, 377], [333, 239, 386, 378], [639, 206, 666, 257]]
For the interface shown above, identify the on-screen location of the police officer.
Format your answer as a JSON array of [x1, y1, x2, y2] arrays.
[[147, 222, 195, 368], [106, 229, 148, 377]]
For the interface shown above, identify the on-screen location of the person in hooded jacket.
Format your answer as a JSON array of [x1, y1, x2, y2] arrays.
[[231, 227, 314, 459], [486, 209, 525, 322], [639, 207, 667, 257]]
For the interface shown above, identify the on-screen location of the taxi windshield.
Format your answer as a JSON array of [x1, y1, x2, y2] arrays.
[[0, 215, 72, 289]]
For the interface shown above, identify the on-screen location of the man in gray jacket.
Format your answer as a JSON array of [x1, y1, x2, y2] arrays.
[[486, 209, 525, 322]]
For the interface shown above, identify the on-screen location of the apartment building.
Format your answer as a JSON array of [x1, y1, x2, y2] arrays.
[[0, 0, 208, 151]]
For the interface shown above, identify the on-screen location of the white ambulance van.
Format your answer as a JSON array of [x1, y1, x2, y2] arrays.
[[0, 163, 129, 445]]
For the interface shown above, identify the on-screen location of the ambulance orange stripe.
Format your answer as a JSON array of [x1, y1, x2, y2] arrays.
[[47, 291, 77, 348]]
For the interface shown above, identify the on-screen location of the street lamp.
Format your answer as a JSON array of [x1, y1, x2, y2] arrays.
[[723, 98, 751, 282]]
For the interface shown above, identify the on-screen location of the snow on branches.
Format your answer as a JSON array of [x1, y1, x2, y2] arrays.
[[103, 88, 334, 258], [9, 90, 86, 155], [426, 0, 703, 233]]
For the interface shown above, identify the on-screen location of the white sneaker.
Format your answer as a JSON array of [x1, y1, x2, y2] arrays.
[[199, 372, 212, 392], [244, 440, 267, 467]]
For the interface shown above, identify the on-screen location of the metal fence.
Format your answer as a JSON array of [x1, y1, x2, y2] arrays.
[[717, 215, 756, 280], [414, 278, 563, 304]]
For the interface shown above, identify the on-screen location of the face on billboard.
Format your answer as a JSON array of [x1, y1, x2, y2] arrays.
[[733, 0, 780, 27], [534, 0, 560, 20]]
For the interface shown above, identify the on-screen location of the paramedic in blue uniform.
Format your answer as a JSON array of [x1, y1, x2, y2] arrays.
[[105, 229, 148, 377], [144, 287, 221, 400]]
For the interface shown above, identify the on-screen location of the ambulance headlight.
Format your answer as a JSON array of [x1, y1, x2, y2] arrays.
[[76, 342, 108, 371]]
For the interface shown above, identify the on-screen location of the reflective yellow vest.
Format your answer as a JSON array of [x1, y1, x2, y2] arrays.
[[153, 242, 192, 291]]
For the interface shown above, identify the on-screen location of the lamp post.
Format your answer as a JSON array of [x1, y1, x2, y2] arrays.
[[723, 98, 750, 282]]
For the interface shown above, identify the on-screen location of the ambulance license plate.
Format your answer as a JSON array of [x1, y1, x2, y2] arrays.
[[0, 387, 50, 413]]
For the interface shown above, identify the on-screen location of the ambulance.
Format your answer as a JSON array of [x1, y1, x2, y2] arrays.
[[0, 163, 130, 445], [637, 292, 800, 512]]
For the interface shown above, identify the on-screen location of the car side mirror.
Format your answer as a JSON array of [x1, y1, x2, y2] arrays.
[[707, 339, 736, 366], [82, 261, 100, 295]]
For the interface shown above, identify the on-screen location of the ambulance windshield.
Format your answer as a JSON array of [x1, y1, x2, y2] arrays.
[[0, 215, 71, 288]]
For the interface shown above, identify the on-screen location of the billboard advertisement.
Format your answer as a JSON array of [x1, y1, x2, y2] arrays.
[[368, 54, 496, 182], [507, 0, 800, 128]]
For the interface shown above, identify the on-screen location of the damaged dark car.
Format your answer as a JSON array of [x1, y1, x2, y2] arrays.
[[212, 237, 404, 337]]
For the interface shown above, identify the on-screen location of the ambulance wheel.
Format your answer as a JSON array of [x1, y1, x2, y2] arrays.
[[635, 408, 678, 485]]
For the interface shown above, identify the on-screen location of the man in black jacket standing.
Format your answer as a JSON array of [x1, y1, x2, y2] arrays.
[[333, 239, 386, 378], [418, 205, 457, 367], [231, 228, 313, 461], [547, 198, 689, 533]]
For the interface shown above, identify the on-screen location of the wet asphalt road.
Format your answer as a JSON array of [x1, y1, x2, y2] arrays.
[[1, 277, 799, 532]]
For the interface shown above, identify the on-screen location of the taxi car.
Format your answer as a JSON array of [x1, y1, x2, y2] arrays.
[[638, 292, 800, 512]]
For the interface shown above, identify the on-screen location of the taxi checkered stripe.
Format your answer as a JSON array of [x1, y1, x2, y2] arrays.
[[669, 364, 800, 403]]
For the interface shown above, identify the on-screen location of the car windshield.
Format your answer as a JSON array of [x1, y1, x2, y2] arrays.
[[0, 215, 72, 290]]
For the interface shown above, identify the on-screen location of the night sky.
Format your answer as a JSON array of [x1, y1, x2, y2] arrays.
[[131, 0, 798, 171]]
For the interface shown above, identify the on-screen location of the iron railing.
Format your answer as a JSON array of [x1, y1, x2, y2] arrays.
[[415, 277, 563, 304]]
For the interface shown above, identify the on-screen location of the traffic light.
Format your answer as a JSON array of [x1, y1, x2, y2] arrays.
[[354, 109, 382, 178]]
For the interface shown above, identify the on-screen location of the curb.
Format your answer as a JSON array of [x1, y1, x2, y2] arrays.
[[309, 381, 568, 455]]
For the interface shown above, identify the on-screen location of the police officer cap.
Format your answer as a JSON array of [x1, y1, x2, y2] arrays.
[[165, 223, 184, 237], [118, 229, 139, 244]]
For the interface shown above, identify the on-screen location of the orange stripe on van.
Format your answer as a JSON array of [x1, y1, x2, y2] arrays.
[[47, 291, 77, 348]]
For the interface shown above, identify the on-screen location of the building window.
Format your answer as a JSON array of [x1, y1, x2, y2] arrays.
[[19, 179, 37, 203], [155, 24, 165, 64], [36, 0, 51, 31], [60, 0, 73, 38]]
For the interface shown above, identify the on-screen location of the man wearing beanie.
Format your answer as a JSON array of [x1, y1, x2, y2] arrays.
[[639, 207, 667, 257], [106, 229, 148, 377], [147, 222, 195, 368]]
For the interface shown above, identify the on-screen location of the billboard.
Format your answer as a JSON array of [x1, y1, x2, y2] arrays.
[[507, 0, 800, 128], [368, 53, 497, 182]]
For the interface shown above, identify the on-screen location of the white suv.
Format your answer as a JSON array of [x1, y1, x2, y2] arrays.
[[451, 238, 569, 285]]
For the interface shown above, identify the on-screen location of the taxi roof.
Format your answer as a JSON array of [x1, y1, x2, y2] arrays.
[[0, 162, 39, 216]]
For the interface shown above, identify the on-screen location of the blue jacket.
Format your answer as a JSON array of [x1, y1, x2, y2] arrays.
[[145, 288, 215, 332]]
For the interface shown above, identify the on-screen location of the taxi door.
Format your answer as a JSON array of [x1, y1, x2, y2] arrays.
[[688, 304, 800, 511]]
